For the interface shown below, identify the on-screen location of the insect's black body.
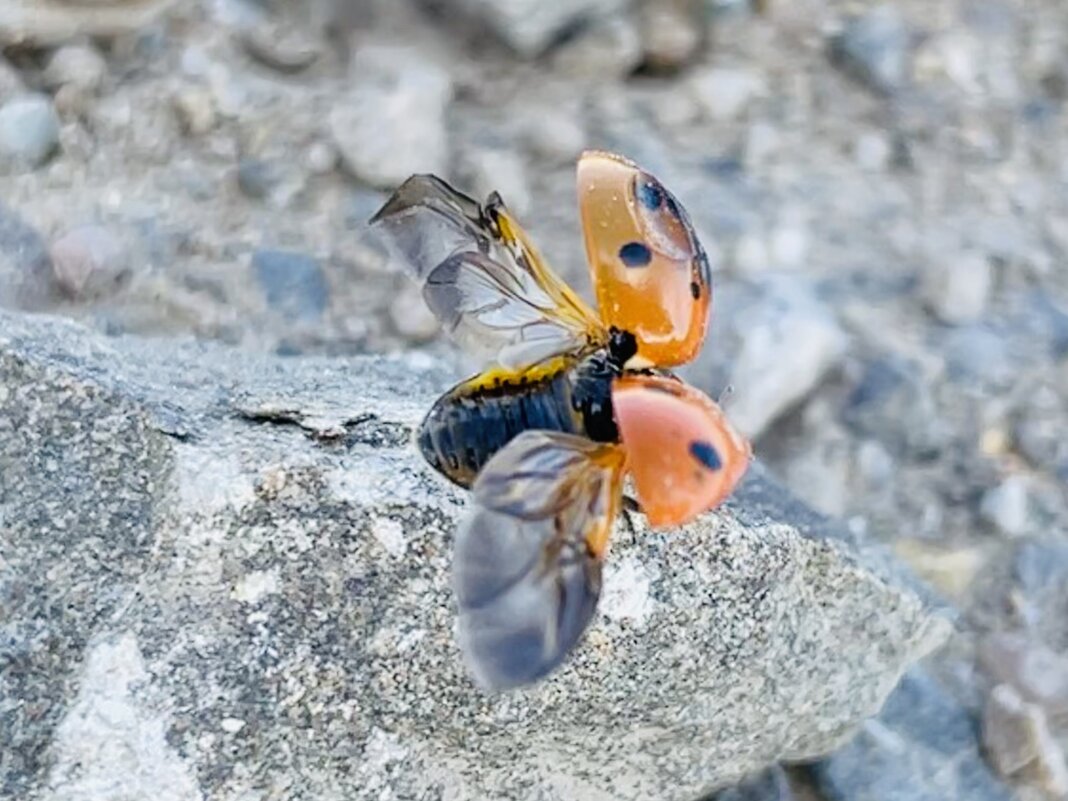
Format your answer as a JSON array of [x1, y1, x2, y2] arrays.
[[419, 347, 626, 488]]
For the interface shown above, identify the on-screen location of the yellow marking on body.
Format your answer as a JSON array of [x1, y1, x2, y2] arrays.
[[459, 355, 573, 394]]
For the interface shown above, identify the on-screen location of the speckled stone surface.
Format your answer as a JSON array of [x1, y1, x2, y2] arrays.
[[0, 310, 950, 801]]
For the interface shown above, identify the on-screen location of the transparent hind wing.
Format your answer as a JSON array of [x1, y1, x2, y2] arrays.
[[453, 431, 625, 690], [371, 175, 605, 370]]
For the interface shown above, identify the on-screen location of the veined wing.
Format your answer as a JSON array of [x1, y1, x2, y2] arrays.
[[370, 175, 605, 370], [453, 430, 625, 690]]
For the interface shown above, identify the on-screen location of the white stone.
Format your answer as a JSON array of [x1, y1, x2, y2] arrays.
[[43, 43, 107, 94], [922, 249, 992, 325], [979, 476, 1030, 538], [690, 67, 763, 122], [0, 93, 59, 167]]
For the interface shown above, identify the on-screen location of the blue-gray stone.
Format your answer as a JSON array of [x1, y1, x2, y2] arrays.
[[0, 93, 59, 168], [251, 249, 328, 321], [808, 670, 1014, 801], [829, 5, 910, 95], [0, 200, 52, 308]]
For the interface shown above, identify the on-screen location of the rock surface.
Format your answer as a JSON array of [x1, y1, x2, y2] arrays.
[[0, 310, 949, 801]]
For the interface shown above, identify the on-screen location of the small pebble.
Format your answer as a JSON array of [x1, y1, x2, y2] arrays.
[[639, 1, 702, 73], [466, 149, 531, 216], [0, 200, 52, 309], [521, 106, 586, 164], [979, 476, 1030, 538], [50, 225, 129, 299], [689, 67, 763, 122], [983, 683, 1047, 777], [923, 249, 993, 325], [43, 43, 108, 94], [304, 141, 338, 175], [0, 93, 60, 168], [854, 131, 892, 171], [236, 159, 279, 200], [172, 87, 216, 136], [552, 16, 642, 79], [240, 21, 322, 74]]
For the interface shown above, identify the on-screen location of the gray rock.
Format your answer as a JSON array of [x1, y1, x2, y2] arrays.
[[0, 200, 53, 308], [451, 0, 630, 57], [236, 158, 281, 200], [330, 45, 452, 188], [978, 476, 1030, 538], [921, 250, 993, 325], [689, 67, 764, 122], [717, 278, 848, 439], [42, 43, 108, 94], [171, 86, 216, 136], [550, 16, 643, 79], [982, 684, 1055, 777], [842, 357, 937, 459], [829, 4, 910, 95], [0, 310, 949, 801], [710, 767, 795, 801], [50, 224, 130, 299], [520, 104, 587, 163], [465, 148, 532, 216], [982, 684, 1068, 797], [0, 0, 174, 46], [251, 249, 329, 322], [942, 325, 1014, 387], [240, 20, 322, 74], [0, 93, 60, 168], [808, 670, 1014, 801], [638, 0, 702, 73], [1011, 542, 1068, 652]]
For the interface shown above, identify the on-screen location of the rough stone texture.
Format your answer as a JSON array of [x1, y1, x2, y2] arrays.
[[0, 310, 949, 801]]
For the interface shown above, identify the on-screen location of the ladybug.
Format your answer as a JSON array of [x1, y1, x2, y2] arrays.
[[370, 151, 751, 690]]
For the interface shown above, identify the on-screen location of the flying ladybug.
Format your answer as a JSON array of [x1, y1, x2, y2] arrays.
[[370, 150, 751, 691]]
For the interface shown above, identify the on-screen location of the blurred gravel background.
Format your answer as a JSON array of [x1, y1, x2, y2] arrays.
[[1, 0, 1067, 798]]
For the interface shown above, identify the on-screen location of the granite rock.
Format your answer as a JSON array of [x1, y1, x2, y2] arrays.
[[0, 310, 949, 801]]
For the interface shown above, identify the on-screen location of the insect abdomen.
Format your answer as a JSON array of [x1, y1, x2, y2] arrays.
[[418, 355, 621, 488]]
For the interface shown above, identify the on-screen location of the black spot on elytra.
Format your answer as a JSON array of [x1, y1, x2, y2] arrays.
[[636, 179, 664, 210], [690, 281, 701, 300], [619, 241, 652, 267], [689, 440, 722, 471]]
